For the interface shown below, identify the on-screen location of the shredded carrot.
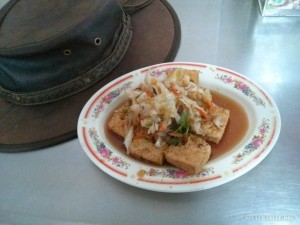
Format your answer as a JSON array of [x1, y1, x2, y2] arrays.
[[146, 90, 154, 97], [203, 99, 213, 109], [195, 107, 208, 120], [169, 132, 183, 137], [157, 87, 161, 94], [158, 121, 168, 132], [170, 84, 180, 96]]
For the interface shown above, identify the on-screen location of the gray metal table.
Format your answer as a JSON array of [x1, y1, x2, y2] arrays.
[[1, 0, 299, 224]]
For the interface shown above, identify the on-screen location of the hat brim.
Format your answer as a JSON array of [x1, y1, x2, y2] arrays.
[[0, 0, 181, 152]]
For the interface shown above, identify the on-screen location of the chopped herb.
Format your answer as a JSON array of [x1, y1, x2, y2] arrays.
[[178, 111, 189, 132], [145, 121, 153, 128], [168, 136, 182, 145], [167, 111, 190, 145]]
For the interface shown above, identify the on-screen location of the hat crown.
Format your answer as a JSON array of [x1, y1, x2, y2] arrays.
[[0, 0, 132, 105], [0, 0, 103, 50]]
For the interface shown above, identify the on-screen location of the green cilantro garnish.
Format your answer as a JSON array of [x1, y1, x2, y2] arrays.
[[168, 111, 190, 145]]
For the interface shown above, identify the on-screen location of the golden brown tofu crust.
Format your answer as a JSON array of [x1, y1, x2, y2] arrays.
[[165, 135, 211, 175], [108, 102, 130, 138], [129, 138, 166, 165], [201, 105, 230, 144]]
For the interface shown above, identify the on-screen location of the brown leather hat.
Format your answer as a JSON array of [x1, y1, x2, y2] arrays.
[[0, 0, 181, 152]]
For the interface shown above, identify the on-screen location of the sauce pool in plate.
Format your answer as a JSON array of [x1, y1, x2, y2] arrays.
[[209, 90, 249, 160]]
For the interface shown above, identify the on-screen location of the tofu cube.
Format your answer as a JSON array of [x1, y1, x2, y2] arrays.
[[129, 138, 166, 165], [165, 135, 211, 175], [201, 106, 230, 144], [108, 103, 130, 138]]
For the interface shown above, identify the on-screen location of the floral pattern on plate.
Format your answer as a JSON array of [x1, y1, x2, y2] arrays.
[[88, 127, 130, 170], [215, 73, 266, 107], [138, 166, 215, 180], [232, 118, 270, 165], [91, 81, 133, 119]]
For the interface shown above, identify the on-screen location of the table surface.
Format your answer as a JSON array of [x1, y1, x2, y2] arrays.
[[1, 0, 300, 224]]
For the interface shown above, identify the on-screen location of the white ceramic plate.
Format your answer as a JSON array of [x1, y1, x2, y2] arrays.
[[77, 62, 281, 193]]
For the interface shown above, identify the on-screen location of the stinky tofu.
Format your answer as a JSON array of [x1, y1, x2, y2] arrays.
[[129, 138, 166, 165], [165, 134, 211, 175], [201, 105, 230, 144], [108, 103, 130, 138]]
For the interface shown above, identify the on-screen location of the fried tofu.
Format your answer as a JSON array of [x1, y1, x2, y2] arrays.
[[108, 102, 229, 173], [201, 105, 230, 144], [108, 102, 130, 138], [129, 138, 166, 165], [167, 69, 199, 86], [109, 105, 165, 165], [165, 135, 211, 175]]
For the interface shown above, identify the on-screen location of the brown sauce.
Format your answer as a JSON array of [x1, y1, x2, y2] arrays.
[[209, 91, 249, 160], [105, 91, 249, 161]]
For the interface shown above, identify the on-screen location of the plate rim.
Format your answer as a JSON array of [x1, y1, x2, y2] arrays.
[[77, 62, 281, 193]]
